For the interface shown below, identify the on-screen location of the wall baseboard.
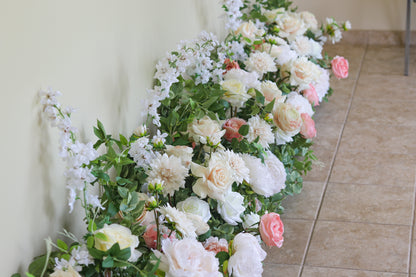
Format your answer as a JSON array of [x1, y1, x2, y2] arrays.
[[338, 30, 416, 46]]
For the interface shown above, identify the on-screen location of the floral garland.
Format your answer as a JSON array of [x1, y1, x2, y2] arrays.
[[15, 1, 350, 277]]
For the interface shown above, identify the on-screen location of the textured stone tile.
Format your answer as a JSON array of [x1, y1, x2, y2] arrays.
[[305, 221, 410, 273], [311, 122, 342, 153], [348, 98, 416, 127], [319, 182, 414, 225], [313, 89, 351, 124], [263, 263, 300, 277], [302, 266, 407, 277], [339, 122, 416, 154], [264, 219, 313, 265], [354, 75, 416, 101], [281, 181, 325, 220], [330, 150, 416, 187]]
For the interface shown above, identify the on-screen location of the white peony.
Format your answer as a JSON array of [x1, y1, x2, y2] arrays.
[[217, 150, 250, 184], [217, 191, 245, 225], [314, 67, 330, 102], [162, 238, 222, 277], [244, 51, 277, 77], [228, 233, 267, 277], [177, 196, 211, 223], [247, 115, 275, 149], [264, 151, 287, 194], [188, 115, 226, 146], [94, 224, 141, 263], [242, 212, 260, 229], [191, 157, 234, 201], [146, 153, 188, 197], [286, 91, 314, 117]]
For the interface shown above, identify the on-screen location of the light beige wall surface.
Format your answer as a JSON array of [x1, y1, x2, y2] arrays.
[[0, 1, 224, 275], [295, 0, 416, 30]]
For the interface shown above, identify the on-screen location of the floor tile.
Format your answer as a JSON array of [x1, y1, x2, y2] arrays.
[[354, 75, 416, 102], [311, 122, 342, 153], [348, 98, 416, 127], [263, 263, 300, 277], [305, 221, 410, 273], [339, 121, 416, 154], [302, 266, 407, 277], [361, 46, 416, 76], [319, 182, 414, 225], [281, 181, 325, 220], [314, 90, 351, 124], [411, 239, 416, 274], [264, 219, 313, 265], [330, 149, 416, 187]]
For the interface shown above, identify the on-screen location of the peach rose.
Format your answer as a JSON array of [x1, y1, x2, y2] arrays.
[[224, 58, 240, 73], [331, 56, 349, 79], [302, 84, 319, 107], [223, 117, 247, 142], [300, 113, 317, 139], [273, 103, 302, 135], [259, 212, 284, 247]]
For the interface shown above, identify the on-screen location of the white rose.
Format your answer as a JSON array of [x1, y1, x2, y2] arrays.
[[242, 212, 260, 229], [163, 238, 222, 277], [281, 56, 321, 90], [217, 191, 245, 225], [165, 145, 193, 168], [286, 91, 314, 117], [177, 196, 211, 222], [188, 115, 226, 146], [235, 21, 261, 41], [223, 68, 261, 90], [94, 224, 141, 262], [275, 12, 307, 41], [191, 158, 234, 201], [221, 79, 251, 108], [300, 11, 319, 31], [260, 81, 285, 104], [50, 266, 81, 277]]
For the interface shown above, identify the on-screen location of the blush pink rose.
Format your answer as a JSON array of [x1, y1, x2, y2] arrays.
[[300, 113, 317, 139], [143, 224, 175, 249], [331, 56, 349, 79], [223, 117, 247, 142], [302, 84, 319, 107], [259, 212, 284, 247]]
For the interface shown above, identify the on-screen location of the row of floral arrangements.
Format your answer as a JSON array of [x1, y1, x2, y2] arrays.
[[14, 0, 350, 276]]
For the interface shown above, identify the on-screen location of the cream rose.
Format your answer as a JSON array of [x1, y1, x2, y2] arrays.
[[162, 238, 222, 277], [177, 196, 211, 223], [260, 81, 285, 104], [235, 21, 261, 41], [281, 56, 321, 90], [286, 91, 314, 117], [217, 191, 245, 225], [94, 224, 141, 262], [275, 12, 307, 41], [221, 79, 250, 108], [50, 266, 81, 277], [187, 115, 226, 146], [273, 103, 302, 135], [300, 11, 319, 31], [191, 158, 234, 201]]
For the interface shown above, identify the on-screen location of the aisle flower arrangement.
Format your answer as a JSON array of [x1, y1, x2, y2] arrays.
[[15, 1, 350, 276]]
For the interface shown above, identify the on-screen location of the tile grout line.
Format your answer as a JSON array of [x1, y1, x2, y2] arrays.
[[407, 167, 416, 277], [297, 44, 369, 277]]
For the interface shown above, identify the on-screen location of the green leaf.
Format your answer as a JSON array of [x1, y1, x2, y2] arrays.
[[88, 247, 106, 260], [118, 187, 129, 199], [87, 236, 94, 248], [11, 274, 21, 277], [88, 220, 97, 233], [108, 242, 121, 256], [264, 98, 276, 113], [97, 120, 106, 135], [25, 274, 35, 277], [255, 90, 265, 105], [28, 255, 48, 276], [215, 251, 230, 265], [93, 127, 104, 140], [238, 125, 249, 136], [56, 239, 68, 252], [119, 134, 128, 145], [116, 247, 131, 261], [102, 256, 114, 268], [95, 232, 108, 242]]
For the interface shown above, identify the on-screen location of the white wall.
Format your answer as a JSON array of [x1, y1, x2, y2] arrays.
[[295, 0, 416, 31], [0, 1, 224, 275]]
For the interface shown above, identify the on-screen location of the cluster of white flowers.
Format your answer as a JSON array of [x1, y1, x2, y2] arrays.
[[54, 245, 93, 272], [40, 89, 100, 212], [222, 0, 244, 30]]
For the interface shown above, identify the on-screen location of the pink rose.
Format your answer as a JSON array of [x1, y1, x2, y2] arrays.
[[143, 224, 175, 249], [302, 84, 319, 107], [300, 113, 317, 139], [259, 212, 284, 247], [331, 56, 349, 79], [223, 117, 247, 142], [224, 58, 240, 73]]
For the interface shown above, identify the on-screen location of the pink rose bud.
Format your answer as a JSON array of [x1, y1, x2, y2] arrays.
[[223, 117, 247, 142], [302, 84, 319, 107], [331, 56, 349, 79], [300, 113, 317, 139], [259, 212, 284, 247]]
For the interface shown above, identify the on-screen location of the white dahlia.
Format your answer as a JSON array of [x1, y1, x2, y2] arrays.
[[247, 115, 275, 149]]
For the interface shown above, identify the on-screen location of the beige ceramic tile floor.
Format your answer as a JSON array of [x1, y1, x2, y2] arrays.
[[263, 44, 416, 276]]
